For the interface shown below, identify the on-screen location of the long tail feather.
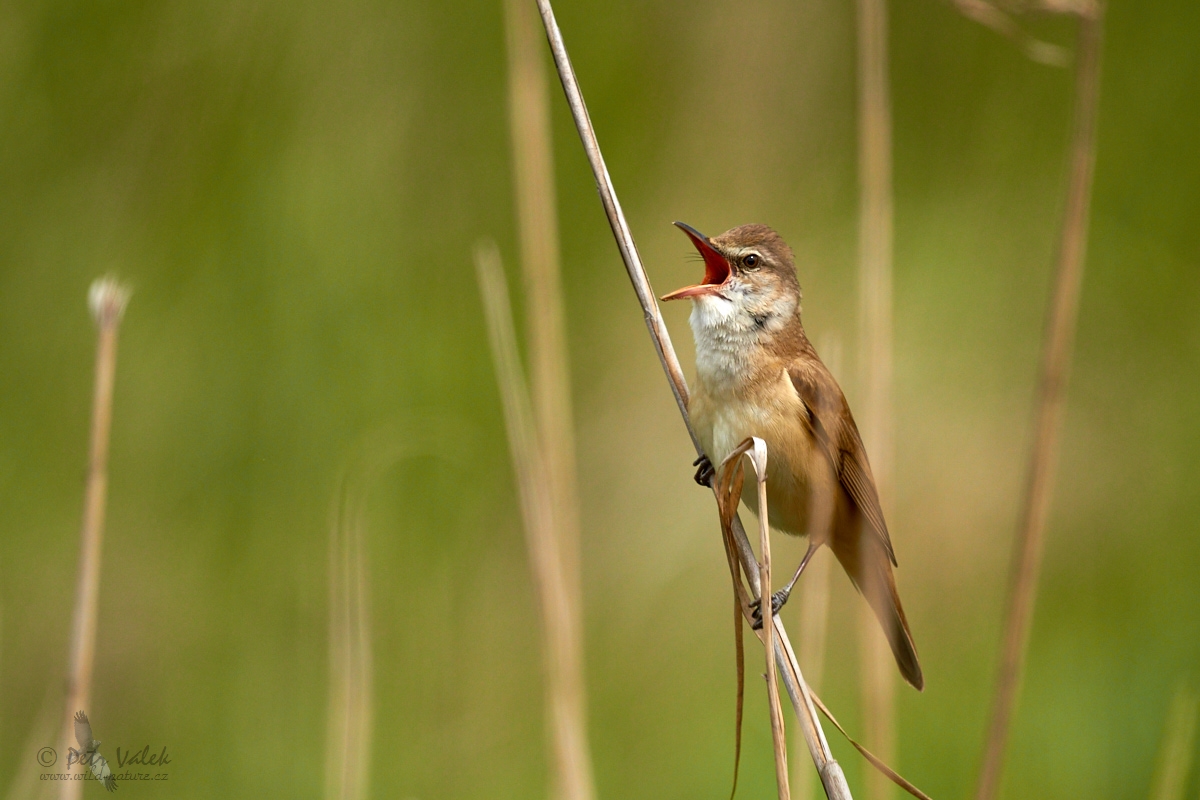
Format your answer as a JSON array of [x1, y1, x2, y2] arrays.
[[831, 532, 924, 690]]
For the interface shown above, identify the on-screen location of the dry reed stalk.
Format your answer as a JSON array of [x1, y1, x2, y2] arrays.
[[502, 5, 596, 798], [715, 442, 844, 800], [717, 438, 793, 800], [60, 278, 129, 800], [773, 599, 853, 800], [502, 0, 583, 608], [748, 440, 792, 800], [974, 5, 1104, 800], [530, 0, 691, 427], [793, 548, 832, 800], [325, 467, 375, 800], [475, 242, 595, 800], [1149, 682, 1199, 800], [856, 0, 897, 795]]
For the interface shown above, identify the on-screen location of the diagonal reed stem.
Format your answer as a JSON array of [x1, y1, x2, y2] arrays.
[[61, 278, 129, 800], [529, 0, 692, 437], [528, 2, 850, 796], [975, 6, 1104, 800]]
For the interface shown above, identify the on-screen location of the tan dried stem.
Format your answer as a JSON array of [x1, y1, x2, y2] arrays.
[[715, 442, 842, 800], [475, 243, 595, 800], [721, 438, 792, 800], [325, 463, 376, 800], [793, 546, 834, 798], [61, 278, 129, 800], [530, 0, 692, 430], [974, 6, 1104, 800], [856, 0, 897, 794], [755, 448, 792, 800], [503, 0, 583, 611], [502, 5, 594, 796]]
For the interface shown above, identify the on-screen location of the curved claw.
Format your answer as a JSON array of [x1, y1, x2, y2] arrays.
[[749, 589, 792, 631], [693, 454, 715, 487]]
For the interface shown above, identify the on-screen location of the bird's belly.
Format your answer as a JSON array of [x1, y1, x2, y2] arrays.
[[696, 393, 823, 538]]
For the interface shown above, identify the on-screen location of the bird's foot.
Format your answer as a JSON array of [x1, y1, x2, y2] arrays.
[[749, 589, 791, 630], [693, 454, 715, 487]]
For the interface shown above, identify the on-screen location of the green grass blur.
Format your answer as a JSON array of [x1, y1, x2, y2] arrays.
[[1, 1, 1198, 798]]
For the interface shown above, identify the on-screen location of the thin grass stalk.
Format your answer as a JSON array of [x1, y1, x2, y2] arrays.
[[793, 547, 832, 800], [528, 4, 851, 796], [503, 0, 583, 607], [776, 612, 852, 800], [503, 6, 595, 799], [530, 0, 692, 433], [1149, 682, 1198, 800], [856, 0, 897, 794], [975, 6, 1104, 800], [749, 441, 792, 800], [476, 243, 594, 800], [325, 468, 375, 800], [60, 278, 128, 800], [716, 439, 794, 799]]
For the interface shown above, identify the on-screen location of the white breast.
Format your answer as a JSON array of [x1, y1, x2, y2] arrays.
[[689, 295, 760, 398]]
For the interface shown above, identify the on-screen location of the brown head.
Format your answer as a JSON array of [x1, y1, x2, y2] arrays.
[[662, 222, 803, 336]]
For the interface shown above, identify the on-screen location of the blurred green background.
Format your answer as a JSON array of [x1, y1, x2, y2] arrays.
[[2, 0, 1198, 798]]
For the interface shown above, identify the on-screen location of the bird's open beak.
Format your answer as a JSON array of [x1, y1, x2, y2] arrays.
[[661, 222, 732, 301]]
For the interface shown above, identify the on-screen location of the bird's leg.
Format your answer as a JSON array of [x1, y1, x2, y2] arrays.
[[751, 542, 819, 630], [692, 454, 715, 487]]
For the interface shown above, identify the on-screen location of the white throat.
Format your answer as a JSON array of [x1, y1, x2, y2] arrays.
[[689, 293, 792, 394]]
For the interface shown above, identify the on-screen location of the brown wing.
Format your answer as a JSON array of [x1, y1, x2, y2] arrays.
[[787, 362, 896, 565], [788, 358, 924, 690]]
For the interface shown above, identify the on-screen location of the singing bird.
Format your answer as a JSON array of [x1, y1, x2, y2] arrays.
[[662, 222, 923, 690]]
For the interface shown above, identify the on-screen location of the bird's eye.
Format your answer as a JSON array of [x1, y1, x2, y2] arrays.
[[743, 253, 760, 269]]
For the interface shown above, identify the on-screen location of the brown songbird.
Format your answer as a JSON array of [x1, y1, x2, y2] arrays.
[[662, 222, 923, 690]]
